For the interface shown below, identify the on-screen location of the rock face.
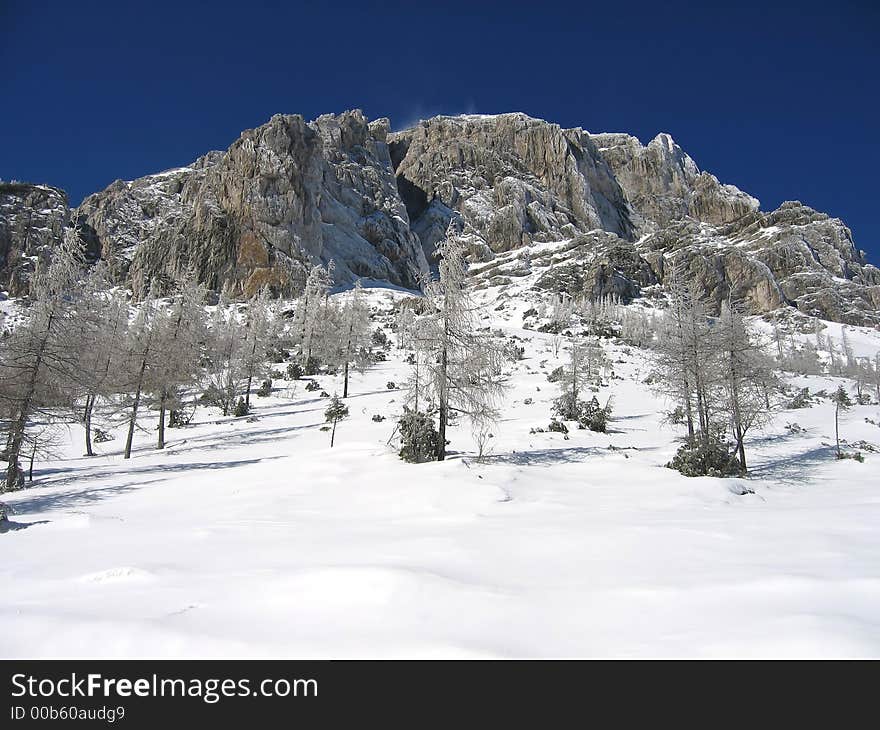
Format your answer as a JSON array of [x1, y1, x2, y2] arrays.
[[389, 114, 636, 258], [76, 110, 428, 297], [1, 110, 877, 325], [0, 183, 70, 296]]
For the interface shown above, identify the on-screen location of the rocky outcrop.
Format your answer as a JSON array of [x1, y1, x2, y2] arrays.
[[76, 110, 428, 297], [0, 183, 71, 295], [591, 132, 759, 229], [389, 114, 635, 256], [1, 110, 876, 325]]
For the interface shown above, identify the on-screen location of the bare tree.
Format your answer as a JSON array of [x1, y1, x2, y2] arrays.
[[240, 287, 278, 408], [150, 279, 208, 449], [412, 226, 507, 460], [715, 299, 777, 471], [334, 280, 372, 398], [204, 297, 248, 416], [0, 229, 85, 490]]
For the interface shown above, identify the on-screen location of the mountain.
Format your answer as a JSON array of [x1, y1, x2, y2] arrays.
[[1, 110, 878, 324]]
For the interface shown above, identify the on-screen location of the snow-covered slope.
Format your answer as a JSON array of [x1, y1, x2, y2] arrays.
[[3, 287, 880, 658]]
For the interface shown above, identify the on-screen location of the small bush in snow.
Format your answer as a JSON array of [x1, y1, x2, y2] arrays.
[[286, 362, 304, 380], [256, 379, 272, 397], [547, 366, 564, 383], [233, 397, 249, 418], [786, 387, 812, 409], [93, 427, 114, 443], [398, 407, 440, 463], [548, 419, 568, 434], [667, 440, 742, 478], [304, 356, 321, 376], [304, 380, 320, 392], [319, 391, 330, 398], [386, 381, 396, 390], [372, 414, 385, 422], [579, 396, 611, 433]]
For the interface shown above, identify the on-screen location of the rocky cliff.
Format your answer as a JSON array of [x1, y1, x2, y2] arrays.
[[1, 110, 877, 325], [0, 183, 71, 296], [75, 110, 428, 298]]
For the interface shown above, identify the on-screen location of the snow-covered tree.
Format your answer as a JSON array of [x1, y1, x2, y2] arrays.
[[333, 280, 372, 397], [71, 264, 129, 456], [0, 228, 86, 490], [715, 299, 777, 471], [203, 297, 248, 417], [411, 226, 507, 460], [149, 279, 208, 449], [120, 286, 163, 459], [652, 258, 719, 445], [292, 262, 333, 371], [240, 287, 279, 408]]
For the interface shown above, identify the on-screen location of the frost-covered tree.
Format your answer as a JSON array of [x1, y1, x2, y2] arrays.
[[0, 228, 85, 490], [204, 297, 248, 417], [72, 264, 129, 456], [240, 287, 279, 408], [292, 262, 333, 371], [552, 338, 588, 421], [150, 279, 208, 449], [652, 258, 719, 445], [332, 280, 372, 397], [872, 353, 880, 402], [120, 286, 164, 459], [411, 226, 507, 460], [715, 299, 777, 471]]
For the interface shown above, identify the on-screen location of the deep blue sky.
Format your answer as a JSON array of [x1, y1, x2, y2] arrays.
[[2, 0, 878, 259]]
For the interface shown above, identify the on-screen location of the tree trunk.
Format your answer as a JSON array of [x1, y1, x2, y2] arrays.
[[157, 394, 166, 450], [245, 374, 253, 408], [835, 403, 841, 458], [84, 394, 95, 456], [343, 361, 349, 398], [124, 355, 148, 460], [330, 418, 337, 448], [28, 438, 37, 483], [437, 321, 449, 461]]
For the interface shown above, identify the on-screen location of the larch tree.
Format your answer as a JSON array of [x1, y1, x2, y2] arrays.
[[150, 279, 208, 449], [204, 297, 248, 417], [412, 226, 507, 460], [240, 286, 278, 408], [335, 280, 372, 398], [121, 286, 162, 459], [715, 299, 777, 471], [292, 262, 333, 372], [0, 228, 85, 490]]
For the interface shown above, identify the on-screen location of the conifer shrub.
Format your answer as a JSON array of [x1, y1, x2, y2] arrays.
[[398, 407, 440, 463], [233, 397, 249, 417], [256, 379, 272, 397], [286, 362, 303, 380], [667, 440, 742, 477]]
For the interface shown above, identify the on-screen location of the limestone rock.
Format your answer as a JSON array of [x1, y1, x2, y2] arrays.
[[0, 183, 71, 295]]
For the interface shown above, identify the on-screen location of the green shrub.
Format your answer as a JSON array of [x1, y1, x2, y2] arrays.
[[667, 440, 742, 477], [398, 407, 440, 463]]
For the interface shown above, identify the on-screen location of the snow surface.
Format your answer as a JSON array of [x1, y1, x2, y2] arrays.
[[2, 286, 880, 658]]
